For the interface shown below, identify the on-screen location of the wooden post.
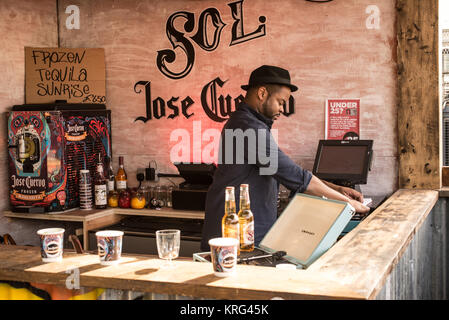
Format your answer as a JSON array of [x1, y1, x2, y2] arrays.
[[397, 0, 440, 189]]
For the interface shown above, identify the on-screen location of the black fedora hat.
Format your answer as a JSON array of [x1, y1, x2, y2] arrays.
[[241, 65, 298, 92]]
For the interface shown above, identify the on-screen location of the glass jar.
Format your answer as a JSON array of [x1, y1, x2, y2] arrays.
[[107, 190, 119, 208], [166, 186, 173, 208], [142, 183, 153, 208], [131, 189, 146, 209], [154, 186, 166, 207], [160, 185, 168, 207], [118, 189, 131, 208]]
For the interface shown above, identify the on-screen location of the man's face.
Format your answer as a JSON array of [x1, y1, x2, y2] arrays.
[[261, 86, 291, 120]]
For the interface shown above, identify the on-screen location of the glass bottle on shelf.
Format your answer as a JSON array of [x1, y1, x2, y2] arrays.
[[105, 155, 115, 193], [94, 154, 107, 209], [222, 186, 240, 255], [115, 156, 127, 191], [238, 184, 254, 252]]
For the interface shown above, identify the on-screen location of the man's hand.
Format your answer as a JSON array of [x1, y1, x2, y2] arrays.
[[337, 186, 369, 213], [348, 198, 370, 214], [305, 176, 369, 214], [338, 186, 364, 202]]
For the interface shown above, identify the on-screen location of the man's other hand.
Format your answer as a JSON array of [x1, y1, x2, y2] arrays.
[[339, 186, 364, 202]]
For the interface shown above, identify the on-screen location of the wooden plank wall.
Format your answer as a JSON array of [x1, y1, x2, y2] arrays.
[[397, 0, 440, 189], [376, 198, 448, 299]]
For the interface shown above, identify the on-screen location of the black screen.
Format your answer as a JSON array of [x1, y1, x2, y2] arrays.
[[312, 140, 373, 185], [316, 145, 368, 175]]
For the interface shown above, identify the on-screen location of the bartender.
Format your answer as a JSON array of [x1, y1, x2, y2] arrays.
[[200, 65, 370, 251]]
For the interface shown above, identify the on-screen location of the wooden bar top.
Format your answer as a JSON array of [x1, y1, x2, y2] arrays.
[[0, 245, 360, 300], [0, 189, 439, 299]]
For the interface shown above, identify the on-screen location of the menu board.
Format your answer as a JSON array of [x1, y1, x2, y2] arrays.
[[325, 98, 360, 140], [25, 47, 106, 104]]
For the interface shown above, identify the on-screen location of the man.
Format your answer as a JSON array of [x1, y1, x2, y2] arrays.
[[200, 65, 369, 251]]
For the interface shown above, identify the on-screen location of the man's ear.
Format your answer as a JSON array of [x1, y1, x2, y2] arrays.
[[257, 86, 268, 101]]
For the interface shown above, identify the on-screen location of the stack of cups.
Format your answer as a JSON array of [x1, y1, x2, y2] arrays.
[[79, 169, 93, 210]]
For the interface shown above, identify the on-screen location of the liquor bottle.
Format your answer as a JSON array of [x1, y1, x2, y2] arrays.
[[222, 186, 240, 254], [105, 156, 115, 193], [115, 156, 127, 191], [238, 184, 254, 252], [94, 154, 107, 209]]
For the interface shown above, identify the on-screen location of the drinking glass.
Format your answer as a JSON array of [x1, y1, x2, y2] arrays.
[[156, 229, 180, 268]]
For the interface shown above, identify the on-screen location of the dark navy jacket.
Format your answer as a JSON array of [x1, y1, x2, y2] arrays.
[[200, 103, 313, 251]]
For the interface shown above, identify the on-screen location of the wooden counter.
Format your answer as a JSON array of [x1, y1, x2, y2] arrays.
[[0, 189, 439, 299], [0, 245, 360, 300]]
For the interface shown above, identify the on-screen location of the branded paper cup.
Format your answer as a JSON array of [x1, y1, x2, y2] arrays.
[[95, 230, 124, 265], [208, 237, 239, 277], [37, 228, 65, 262]]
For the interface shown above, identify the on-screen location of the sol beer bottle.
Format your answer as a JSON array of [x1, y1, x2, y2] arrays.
[[115, 156, 127, 191], [222, 186, 240, 254], [238, 184, 254, 252], [94, 154, 107, 209]]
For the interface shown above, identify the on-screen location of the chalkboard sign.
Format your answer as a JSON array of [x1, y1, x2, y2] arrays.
[[25, 47, 106, 104]]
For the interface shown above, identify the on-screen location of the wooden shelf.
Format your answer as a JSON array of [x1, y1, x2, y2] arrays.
[[3, 208, 115, 223], [3, 207, 204, 251], [113, 207, 204, 219]]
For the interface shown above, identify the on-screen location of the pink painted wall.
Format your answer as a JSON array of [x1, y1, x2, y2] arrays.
[[57, 0, 398, 196], [0, 0, 80, 245]]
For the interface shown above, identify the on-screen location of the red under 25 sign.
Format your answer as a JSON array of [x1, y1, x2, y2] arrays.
[[325, 99, 360, 140]]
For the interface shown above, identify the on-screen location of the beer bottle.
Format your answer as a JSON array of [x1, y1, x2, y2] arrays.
[[115, 156, 127, 191], [222, 186, 240, 254], [94, 154, 107, 209], [238, 184, 254, 252]]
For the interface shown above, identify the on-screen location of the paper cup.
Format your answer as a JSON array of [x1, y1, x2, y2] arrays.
[[37, 228, 65, 262], [95, 230, 124, 265], [208, 237, 239, 277]]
